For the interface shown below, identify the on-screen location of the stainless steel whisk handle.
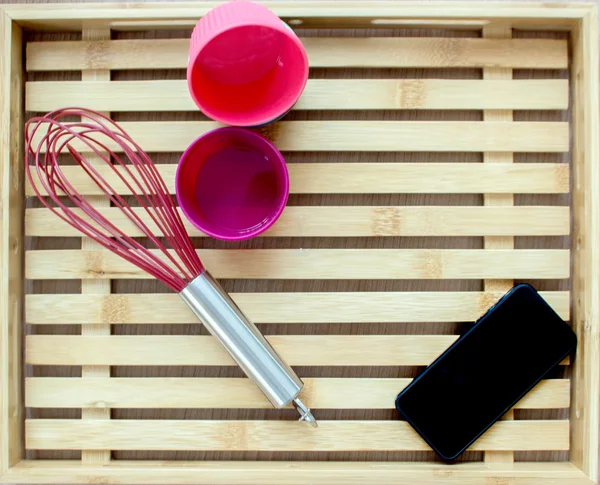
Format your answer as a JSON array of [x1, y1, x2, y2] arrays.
[[179, 271, 317, 427]]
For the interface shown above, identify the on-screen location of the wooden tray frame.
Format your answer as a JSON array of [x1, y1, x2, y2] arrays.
[[1, 2, 599, 484]]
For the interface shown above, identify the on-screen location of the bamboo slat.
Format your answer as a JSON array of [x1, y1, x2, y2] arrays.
[[26, 335, 457, 366], [24, 291, 570, 324], [26, 37, 568, 71], [24, 419, 570, 452], [24, 335, 570, 367], [28, 121, 570, 153], [482, 23, 516, 466], [25, 249, 570, 280], [25, 79, 569, 112], [25, 206, 570, 238], [25, 163, 570, 196], [24, 377, 570, 410], [78, 25, 112, 467]]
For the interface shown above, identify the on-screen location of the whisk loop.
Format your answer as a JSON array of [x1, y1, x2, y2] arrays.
[[25, 108, 203, 291]]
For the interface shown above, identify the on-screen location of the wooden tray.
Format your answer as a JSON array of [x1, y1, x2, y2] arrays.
[[1, 2, 599, 484]]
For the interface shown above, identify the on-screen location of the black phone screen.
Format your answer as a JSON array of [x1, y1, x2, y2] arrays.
[[395, 284, 577, 461]]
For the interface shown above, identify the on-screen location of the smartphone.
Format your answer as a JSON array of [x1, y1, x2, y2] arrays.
[[395, 283, 576, 461]]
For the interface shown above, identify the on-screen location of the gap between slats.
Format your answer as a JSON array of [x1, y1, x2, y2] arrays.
[[25, 335, 570, 366], [25, 79, 570, 111], [25, 206, 570, 238], [24, 291, 570, 324], [24, 377, 570, 409], [25, 163, 570, 196], [27, 121, 570, 152], [25, 38, 568, 71], [25, 249, 570, 280], [24, 419, 570, 452]]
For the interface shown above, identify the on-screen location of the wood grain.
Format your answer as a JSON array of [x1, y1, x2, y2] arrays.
[[0, 10, 24, 474], [28, 120, 570, 153], [569, 6, 600, 482], [25, 79, 569, 111], [79, 24, 111, 467], [25, 420, 570, 452], [24, 335, 571, 368], [25, 377, 570, 410], [25, 248, 570, 280], [25, 206, 571, 238], [26, 335, 459, 366], [25, 291, 570, 324], [1, 461, 591, 485], [0, 460, 591, 485], [482, 22, 516, 466], [26, 162, 571, 196], [26, 37, 568, 71]]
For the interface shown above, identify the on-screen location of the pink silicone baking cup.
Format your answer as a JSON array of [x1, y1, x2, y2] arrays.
[[175, 127, 290, 241], [187, 1, 309, 126]]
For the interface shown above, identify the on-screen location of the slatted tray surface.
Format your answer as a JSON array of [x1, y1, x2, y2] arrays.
[[24, 23, 572, 465]]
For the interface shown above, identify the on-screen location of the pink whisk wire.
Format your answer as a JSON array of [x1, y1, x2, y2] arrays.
[[25, 107, 205, 293]]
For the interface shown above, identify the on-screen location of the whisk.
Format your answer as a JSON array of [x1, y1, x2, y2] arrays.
[[25, 107, 317, 427]]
